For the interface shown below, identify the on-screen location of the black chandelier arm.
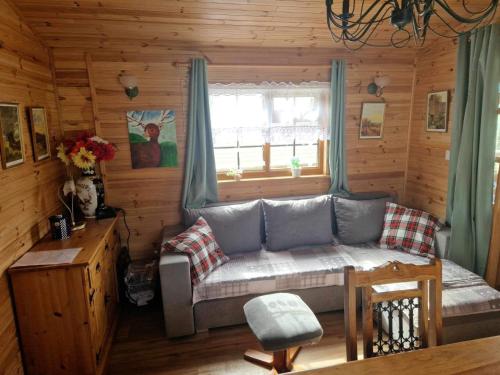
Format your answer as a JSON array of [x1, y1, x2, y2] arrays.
[[433, 0, 498, 24], [410, 10, 429, 44], [341, 7, 400, 47], [460, 0, 497, 15], [326, 1, 395, 43], [411, 1, 433, 40], [330, 6, 391, 42], [326, 0, 395, 28], [412, 0, 432, 16], [427, 6, 497, 39], [325, 0, 498, 48], [344, 6, 394, 41]]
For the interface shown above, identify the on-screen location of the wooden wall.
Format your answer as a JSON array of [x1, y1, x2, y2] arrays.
[[404, 39, 458, 219], [0, 1, 64, 374], [51, 46, 415, 259]]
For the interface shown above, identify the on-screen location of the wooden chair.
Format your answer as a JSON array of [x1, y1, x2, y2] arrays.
[[344, 258, 442, 361]]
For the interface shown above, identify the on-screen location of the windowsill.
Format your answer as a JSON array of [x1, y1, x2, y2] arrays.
[[218, 174, 330, 184]]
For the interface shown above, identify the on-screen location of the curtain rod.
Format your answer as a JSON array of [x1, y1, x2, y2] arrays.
[[173, 62, 332, 68]]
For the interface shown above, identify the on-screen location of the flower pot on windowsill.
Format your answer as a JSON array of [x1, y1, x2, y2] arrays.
[[291, 168, 302, 178]]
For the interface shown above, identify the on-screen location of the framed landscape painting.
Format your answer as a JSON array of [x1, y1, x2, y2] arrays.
[[28, 107, 51, 161], [126, 109, 178, 169], [359, 102, 385, 139], [0, 103, 24, 168], [426, 91, 448, 132]]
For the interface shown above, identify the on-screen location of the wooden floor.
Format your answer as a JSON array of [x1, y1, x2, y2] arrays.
[[106, 301, 358, 375]]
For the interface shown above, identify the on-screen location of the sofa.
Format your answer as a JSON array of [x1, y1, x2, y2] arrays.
[[159, 193, 500, 344]]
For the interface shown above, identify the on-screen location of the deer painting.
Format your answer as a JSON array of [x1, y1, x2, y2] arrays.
[[127, 110, 178, 169]]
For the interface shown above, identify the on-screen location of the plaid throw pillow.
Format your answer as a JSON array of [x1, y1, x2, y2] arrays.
[[379, 202, 440, 257], [162, 217, 228, 285]]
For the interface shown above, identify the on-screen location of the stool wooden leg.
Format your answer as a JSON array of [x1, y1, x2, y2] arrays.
[[244, 349, 273, 369], [245, 346, 302, 374], [273, 350, 288, 373], [286, 346, 301, 369]]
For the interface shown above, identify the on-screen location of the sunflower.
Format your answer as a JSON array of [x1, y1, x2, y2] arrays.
[[57, 143, 70, 165], [72, 147, 96, 170]]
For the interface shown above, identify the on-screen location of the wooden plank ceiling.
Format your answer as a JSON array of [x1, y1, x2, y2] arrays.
[[14, 0, 499, 49]]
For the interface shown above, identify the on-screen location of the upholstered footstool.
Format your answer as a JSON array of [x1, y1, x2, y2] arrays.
[[243, 293, 324, 374]]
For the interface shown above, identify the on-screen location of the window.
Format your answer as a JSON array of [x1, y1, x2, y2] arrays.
[[209, 82, 329, 179]]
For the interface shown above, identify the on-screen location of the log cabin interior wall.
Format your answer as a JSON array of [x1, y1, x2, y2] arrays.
[[0, 0, 64, 373], [403, 40, 458, 219], [50, 46, 416, 259], [16, 0, 498, 259]]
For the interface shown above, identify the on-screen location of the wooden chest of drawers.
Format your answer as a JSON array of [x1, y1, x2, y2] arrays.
[[9, 217, 120, 375]]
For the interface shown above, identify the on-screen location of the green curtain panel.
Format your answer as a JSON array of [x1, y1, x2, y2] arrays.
[[182, 58, 218, 209], [446, 24, 500, 276], [328, 60, 350, 194]]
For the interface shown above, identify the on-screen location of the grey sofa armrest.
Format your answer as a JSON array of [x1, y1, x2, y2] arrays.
[[159, 253, 195, 337], [435, 227, 451, 259]]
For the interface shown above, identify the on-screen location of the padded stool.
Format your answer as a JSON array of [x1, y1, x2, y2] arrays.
[[243, 293, 323, 374]]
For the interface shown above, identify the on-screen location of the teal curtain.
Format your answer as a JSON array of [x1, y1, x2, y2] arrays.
[[328, 60, 350, 194], [446, 24, 500, 276], [182, 58, 218, 209]]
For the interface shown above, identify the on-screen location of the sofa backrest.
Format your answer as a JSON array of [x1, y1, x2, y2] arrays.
[[182, 191, 395, 249]]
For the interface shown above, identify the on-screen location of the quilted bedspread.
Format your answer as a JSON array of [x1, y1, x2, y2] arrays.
[[192, 243, 500, 318]]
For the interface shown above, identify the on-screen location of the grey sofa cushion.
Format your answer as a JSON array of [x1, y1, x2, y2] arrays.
[[333, 196, 393, 244], [262, 195, 333, 251], [243, 293, 323, 351], [184, 200, 262, 254]]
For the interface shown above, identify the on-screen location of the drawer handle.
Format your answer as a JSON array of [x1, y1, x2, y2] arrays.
[[95, 262, 101, 273]]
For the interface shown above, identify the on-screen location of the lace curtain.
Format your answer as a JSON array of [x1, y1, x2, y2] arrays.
[[209, 81, 330, 147]]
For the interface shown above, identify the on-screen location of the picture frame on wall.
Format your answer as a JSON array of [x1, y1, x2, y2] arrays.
[[0, 103, 24, 169], [426, 90, 448, 132], [359, 102, 386, 139], [28, 107, 51, 161], [126, 109, 178, 169]]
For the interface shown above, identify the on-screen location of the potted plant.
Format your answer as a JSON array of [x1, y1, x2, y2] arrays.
[[290, 157, 301, 178], [226, 168, 243, 181]]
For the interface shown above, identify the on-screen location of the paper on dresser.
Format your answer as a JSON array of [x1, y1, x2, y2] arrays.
[[11, 248, 83, 268]]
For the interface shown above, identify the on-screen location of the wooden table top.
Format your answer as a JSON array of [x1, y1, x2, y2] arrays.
[[294, 335, 500, 375], [8, 217, 118, 273]]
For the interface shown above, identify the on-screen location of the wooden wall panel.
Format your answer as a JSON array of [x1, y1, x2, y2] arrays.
[[404, 40, 458, 219], [14, 0, 497, 49], [51, 46, 415, 259], [0, 1, 64, 374]]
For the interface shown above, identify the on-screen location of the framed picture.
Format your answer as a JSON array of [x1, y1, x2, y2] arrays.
[[0, 103, 24, 168], [28, 107, 51, 161], [426, 91, 448, 132], [126, 110, 178, 169], [359, 102, 386, 139]]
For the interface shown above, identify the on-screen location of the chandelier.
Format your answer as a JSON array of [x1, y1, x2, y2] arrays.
[[325, 0, 498, 48]]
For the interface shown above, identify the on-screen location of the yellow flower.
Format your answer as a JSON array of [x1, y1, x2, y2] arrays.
[[57, 143, 70, 165], [72, 147, 96, 170]]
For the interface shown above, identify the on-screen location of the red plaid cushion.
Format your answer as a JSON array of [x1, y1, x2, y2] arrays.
[[379, 202, 441, 257], [162, 217, 228, 285]]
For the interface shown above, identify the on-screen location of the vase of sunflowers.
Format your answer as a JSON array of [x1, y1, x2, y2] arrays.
[[57, 132, 116, 218]]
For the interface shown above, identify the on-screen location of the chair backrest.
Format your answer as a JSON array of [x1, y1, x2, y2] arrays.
[[344, 258, 442, 361]]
